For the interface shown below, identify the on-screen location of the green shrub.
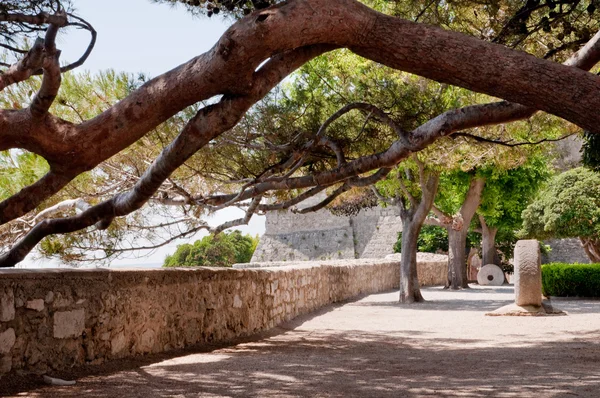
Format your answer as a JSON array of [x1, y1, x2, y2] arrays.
[[163, 231, 259, 268], [394, 225, 481, 254], [541, 263, 600, 297]]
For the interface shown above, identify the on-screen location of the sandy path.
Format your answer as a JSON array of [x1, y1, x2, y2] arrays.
[[3, 285, 600, 397]]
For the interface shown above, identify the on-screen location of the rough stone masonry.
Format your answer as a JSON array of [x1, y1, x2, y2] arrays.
[[252, 192, 590, 264], [252, 192, 403, 262], [0, 258, 446, 376]]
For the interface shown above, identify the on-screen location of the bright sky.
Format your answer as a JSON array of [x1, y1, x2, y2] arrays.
[[21, 0, 266, 268]]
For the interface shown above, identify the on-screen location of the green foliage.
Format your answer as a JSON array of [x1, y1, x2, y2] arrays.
[[582, 131, 600, 172], [394, 225, 481, 254], [521, 167, 600, 241], [163, 231, 258, 267], [477, 157, 551, 230], [542, 263, 600, 297], [0, 151, 49, 201]]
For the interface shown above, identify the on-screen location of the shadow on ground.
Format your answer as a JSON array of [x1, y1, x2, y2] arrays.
[[3, 288, 600, 398], [10, 333, 600, 398]]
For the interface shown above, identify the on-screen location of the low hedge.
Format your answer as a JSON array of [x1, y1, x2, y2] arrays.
[[541, 263, 600, 297]]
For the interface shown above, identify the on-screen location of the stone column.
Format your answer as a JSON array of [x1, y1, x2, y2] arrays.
[[513, 239, 542, 307]]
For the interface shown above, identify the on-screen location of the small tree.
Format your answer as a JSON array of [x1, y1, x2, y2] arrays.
[[521, 167, 600, 262], [476, 157, 551, 265], [163, 231, 258, 267]]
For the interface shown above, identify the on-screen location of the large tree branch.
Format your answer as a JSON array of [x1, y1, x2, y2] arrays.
[[1, 0, 600, 228], [211, 195, 262, 235], [0, 44, 334, 266], [3, 0, 600, 264], [257, 186, 328, 211], [453, 177, 485, 231], [0, 38, 45, 91], [0, 11, 68, 27], [29, 17, 63, 118], [292, 168, 391, 214], [452, 131, 577, 147], [413, 171, 440, 223]]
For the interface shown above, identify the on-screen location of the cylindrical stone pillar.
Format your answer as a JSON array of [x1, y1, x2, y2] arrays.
[[513, 239, 542, 306]]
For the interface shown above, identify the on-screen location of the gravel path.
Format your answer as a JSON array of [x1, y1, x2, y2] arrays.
[[4, 285, 600, 397]]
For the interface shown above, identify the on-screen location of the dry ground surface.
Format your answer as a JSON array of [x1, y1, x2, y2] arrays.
[[2, 285, 600, 397]]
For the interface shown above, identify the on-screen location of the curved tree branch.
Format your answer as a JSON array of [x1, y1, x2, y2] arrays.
[[2, 0, 600, 265]]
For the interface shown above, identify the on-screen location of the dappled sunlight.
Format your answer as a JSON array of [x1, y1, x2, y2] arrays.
[[144, 353, 231, 368], [7, 288, 600, 397]]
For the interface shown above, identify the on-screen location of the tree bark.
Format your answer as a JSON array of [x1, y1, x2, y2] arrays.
[[580, 237, 600, 263], [447, 228, 469, 289], [399, 219, 424, 303], [445, 177, 485, 289], [398, 166, 439, 303], [479, 216, 499, 265]]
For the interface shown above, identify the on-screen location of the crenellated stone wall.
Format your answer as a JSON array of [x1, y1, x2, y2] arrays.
[[0, 258, 443, 376], [252, 192, 402, 262]]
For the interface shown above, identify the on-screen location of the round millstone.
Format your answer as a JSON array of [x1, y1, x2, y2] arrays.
[[476, 264, 504, 286]]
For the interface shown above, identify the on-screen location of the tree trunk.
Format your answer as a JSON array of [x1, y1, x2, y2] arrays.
[[580, 237, 600, 263], [445, 177, 485, 289], [447, 228, 469, 289], [480, 218, 499, 265], [399, 218, 425, 303]]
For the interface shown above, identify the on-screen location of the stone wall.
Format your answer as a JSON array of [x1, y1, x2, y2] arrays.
[[542, 238, 590, 264], [252, 192, 402, 262], [0, 258, 441, 376], [235, 257, 447, 288]]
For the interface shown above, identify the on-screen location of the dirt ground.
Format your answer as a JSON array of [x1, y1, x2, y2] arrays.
[[2, 285, 600, 398]]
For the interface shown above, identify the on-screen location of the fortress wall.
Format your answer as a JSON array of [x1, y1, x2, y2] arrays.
[[253, 202, 403, 262]]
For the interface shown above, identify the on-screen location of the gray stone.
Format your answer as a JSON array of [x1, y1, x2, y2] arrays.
[[26, 299, 45, 312], [477, 264, 505, 286], [0, 328, 16, 354], [44, 291, 54, 304], [0, 288, 15, 322], [542, 238, 590, 264], [514, 240, 542, 307], [53, 309, 85, 338], [251, 191, 403, 262]]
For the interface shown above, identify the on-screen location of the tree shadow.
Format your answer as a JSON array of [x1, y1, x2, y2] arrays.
[[5, 289, 600, 397], [11, 331, 600, 397]]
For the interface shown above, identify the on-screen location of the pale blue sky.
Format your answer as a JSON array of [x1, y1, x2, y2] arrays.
[[61, 0, 229, 76], [22, 0, 266, 268]]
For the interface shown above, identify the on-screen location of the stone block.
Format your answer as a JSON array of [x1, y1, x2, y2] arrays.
[[53, 309, 85, 339], [0, 355, 11, 374], [0, 328, 15, 354], [44, 291, 54, 304], [111, 332, 127, 355], [0, 288, 15, 322], [233, 295, 243, 308], [514, 240, 542, 307], [138, 329, 155, 353], [26, 299, 45, 312]]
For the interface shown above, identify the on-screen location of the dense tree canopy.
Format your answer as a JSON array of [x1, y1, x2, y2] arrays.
[[521, 167, 600, 262], [1, 0, 600, 271]]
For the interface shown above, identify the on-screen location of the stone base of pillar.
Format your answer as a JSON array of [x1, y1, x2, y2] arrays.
[[486, 301, 566, 316]]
